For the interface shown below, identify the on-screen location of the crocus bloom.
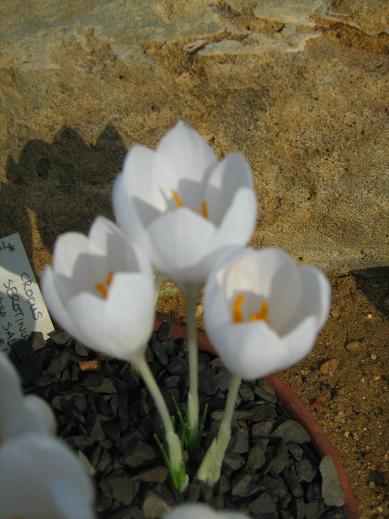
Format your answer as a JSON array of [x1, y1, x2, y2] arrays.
[[0, 433, 95, 519], [113, 121, 257, 292], [0, 352, 55, 442], [204, 248, 330, 379], [164, 504, 249, 519], [41, 216, 156, 362]]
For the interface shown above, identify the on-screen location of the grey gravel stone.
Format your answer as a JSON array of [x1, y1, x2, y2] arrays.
[[248, 445, 266, 470], [251, 404, 278, 422], [269, 440, 289, 475], [106, 475, 136, 506], [231, 471, 259, 497], [74, 341, 89, 356], [223, 452, 246, 473], [284, 465, 304, 498], [254, 382, 277, 404], [272, 420, 310, 444], [320, 455, 345, 507], [296, 458, 316, 483], [288, 442, 304, 461], [305, 500, 327, 518], [231, 428, 249, 454], [142, 492, 171, 518], [240, 383, 255, 402], [122, 441, 157, 468], [218, 474, 230, 495], [252, 420, 274, 438], [84, 374, 117, 394], [248, 492, 278, 518], [133, 467, 168, 484]]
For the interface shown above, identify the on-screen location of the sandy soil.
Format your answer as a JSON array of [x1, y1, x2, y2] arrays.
[[157, 269, 389, 518]]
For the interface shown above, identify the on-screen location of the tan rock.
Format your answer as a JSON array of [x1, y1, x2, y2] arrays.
[[0, 0, 388, 279]]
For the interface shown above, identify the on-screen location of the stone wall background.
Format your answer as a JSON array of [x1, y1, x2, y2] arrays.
[[0, 0, 388, 275]]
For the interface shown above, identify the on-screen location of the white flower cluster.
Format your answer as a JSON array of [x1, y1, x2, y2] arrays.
[[0, 353, 95, 519], [2, 122, 330, 517]]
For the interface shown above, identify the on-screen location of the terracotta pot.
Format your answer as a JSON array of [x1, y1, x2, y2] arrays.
[[155, 320, 359, 519]]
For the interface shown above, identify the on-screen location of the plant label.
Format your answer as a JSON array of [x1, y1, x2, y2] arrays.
[[0, 233, 54, 353]]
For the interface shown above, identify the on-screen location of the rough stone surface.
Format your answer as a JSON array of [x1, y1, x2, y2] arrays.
[[0, 1, 388, 276], [320, 455, 346, 507]]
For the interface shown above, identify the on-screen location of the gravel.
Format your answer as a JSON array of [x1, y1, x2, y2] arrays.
[[11, 326, 348, 518]]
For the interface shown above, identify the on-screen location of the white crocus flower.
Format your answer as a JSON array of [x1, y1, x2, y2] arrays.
[[204, 247, 331, 380], [198, 247, 330, 486], [113, 121, 257, 444], [0, 433, 95, 519], [41, 216, 156, 363], [42, 216, 188, 491], [0, 352, 55, 442], [164, 504, 249, 519], [113, 120, 257, 293]]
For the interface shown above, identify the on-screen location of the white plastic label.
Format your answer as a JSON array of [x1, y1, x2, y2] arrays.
[[0, 233, 54, 353]]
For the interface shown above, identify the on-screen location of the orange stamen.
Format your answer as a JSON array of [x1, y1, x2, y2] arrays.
[[172, 189, 184, 208], [232, 294, 245, 323], [95, 271, 113, 299], [250, 300, 270, 323], [200, 200, 208, 219]]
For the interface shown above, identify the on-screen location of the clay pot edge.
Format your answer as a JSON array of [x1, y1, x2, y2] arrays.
[[155, 320, 359, 519]]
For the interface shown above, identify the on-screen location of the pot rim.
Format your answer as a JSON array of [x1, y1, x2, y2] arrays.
[[155, 319, 359, 519]]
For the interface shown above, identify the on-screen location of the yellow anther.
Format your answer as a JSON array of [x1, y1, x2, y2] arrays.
[[171, 189, 208, 220], [172, 189, 184, 208], [201, 200, 208, 219], [250, 300, 270, 323], [232, 294, 245, 323], [95, 271, 113, 299], [232, 294, 270, 324]]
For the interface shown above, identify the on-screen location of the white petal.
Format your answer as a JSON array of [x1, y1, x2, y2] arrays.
[[279, 266, 331, 335], [300, 266, 331, 329], [208, 322, 287, 380], [204, 259, 234, 332], [164, 504, 249, 519], [224, 248, 295, 302], [280, 316, 318, 367], [89, 216, 152, 276], [1, 404, 47, 441], [53, 233, 108, 295], [147, 208, 216, 282], [157, 121, 217, 210], [50, 480, 96, 519], [119, 144, 171, 211], [187, 245, 243, 295], [104, 273, 156, 361], [113, 174, 153, 255], [53, 232, 91, 278], [164, 504, 218, 519], [66, 292, 108, 354], [41, 267, 89, 344], [204, 153, 253, 225], [211, 188, 257, 251], [0, 434, 94, 519], [24, 395, 57, 435]]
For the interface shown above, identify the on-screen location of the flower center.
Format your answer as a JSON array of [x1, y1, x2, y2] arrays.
[[95, 271, 113, 299], [232, 293, 270, 324], [172, 190, 208, 219]]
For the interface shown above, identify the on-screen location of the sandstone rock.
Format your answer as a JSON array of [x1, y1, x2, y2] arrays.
[[0, 0, 387, 280]]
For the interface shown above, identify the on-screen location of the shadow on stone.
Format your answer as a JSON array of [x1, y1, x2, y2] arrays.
[[0, 123, 127, 273], [351, 267, 389, 317]]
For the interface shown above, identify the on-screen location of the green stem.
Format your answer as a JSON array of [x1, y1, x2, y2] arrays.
[[197, 374, 242, 486], [185, 289, 200, 446], [134, 354, 175, 435], [134, 354, 188, 490]]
